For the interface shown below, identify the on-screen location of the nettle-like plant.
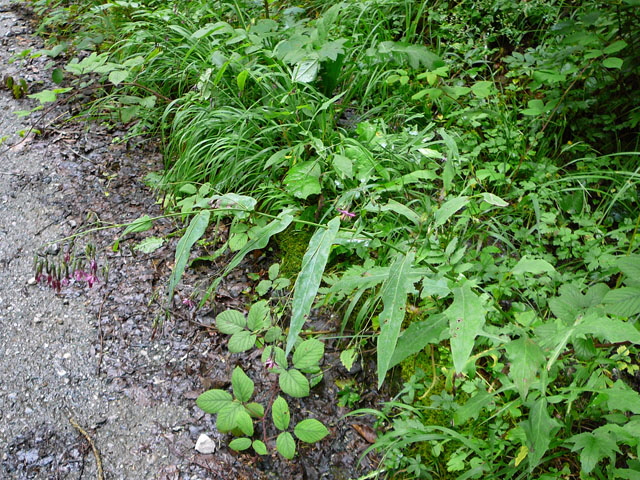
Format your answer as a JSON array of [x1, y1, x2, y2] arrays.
[[196, 300, 329, 459]]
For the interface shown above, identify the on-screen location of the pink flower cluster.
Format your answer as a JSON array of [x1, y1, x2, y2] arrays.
[[34, 254, 99, 292]]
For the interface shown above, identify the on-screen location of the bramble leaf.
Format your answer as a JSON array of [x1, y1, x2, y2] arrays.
[[279, 368, 310, 398], [272, 396, 291, 431], [231, 367, 254, 403], [216, 310, 246, 334], [276, 432, 296, 459], [252, 440, 268, 455], [228, 331, 257, 353], [247, 300, 271, 331], [293, 339, 324, 370], [229, 437, 252, 451], [196, 389, 232, 414], [294, 419, 329, 443]]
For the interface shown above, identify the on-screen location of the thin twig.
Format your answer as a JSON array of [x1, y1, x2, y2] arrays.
[[68, 414, 104, 480], [96, 292, 107, 375]]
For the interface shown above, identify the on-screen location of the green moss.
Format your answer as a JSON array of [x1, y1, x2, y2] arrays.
[[275, 226, 313, 279]]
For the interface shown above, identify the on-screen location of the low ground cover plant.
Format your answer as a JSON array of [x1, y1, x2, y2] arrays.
[[26, 0, 640, 477]]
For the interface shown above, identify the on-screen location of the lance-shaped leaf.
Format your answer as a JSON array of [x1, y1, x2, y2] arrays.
[[285, 217, 341, 356], [445, 282, 486, 373], [168, 210, 210, 304], [434, 196, 469, 227], [376, 250, 416, 388], [523, 397, 560, 470]]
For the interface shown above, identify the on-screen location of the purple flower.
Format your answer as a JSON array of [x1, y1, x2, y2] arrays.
[[337, 208, 356, 220], [182, 297, 196, 309], [264, 358, 277, 370]]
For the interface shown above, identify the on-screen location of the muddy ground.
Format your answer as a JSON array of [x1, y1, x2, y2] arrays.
[[0, 2, 380, 479]]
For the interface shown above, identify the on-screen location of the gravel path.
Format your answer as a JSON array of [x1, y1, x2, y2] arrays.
[[0, 4, 194, 479]]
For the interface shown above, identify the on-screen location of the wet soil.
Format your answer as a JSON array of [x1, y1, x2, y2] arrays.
[[0, 2, 380, 479]]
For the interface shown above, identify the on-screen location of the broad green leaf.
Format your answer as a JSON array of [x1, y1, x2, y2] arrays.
[[196, 389, 232, 414], [235, 408, 254, 436], [256, 279, 272, 296], [481, 192, 509, 207], [108, 70, 129, 85], [434, 196, 469, 227], [292, 59, 319, 83], [292, 339, 324, 370], [332, 154, 353, 179], [340, 349, 357, 371], [168, 210, 210, 304], [229, 437, 252, 451], [283, 161, 322, 199], [377, 251, 416, 388], [294, 419, 329, 443], [445, 282, 486, 373], [568, 430, 620, 473], [454, 389, 493, 425], [247, 300, 271, 331], [597, 380, 640, 414], [51, 68, 64, 84], [236, 69, 249, 91], [276, 432, 296, 459], [379, 200, 421, 225], [216, 402, 244, 433], [202, 213, 293, 305], [603, 287, 640, 317], [216, 310, 246, 334], [524, 398, 560, 469], [245, 402, 264, 418], [575, 314, 640, 344], [616, 255, 640, 283], [231, 367, 254, 403], [134, 236, 164, 253], [470, 81, 494, 98], [511, 256, 556, 276], [286, 217, 341, 355], [279, 368, 309, 398], [505, 337, 545, 400], [272, 396, 291, 431], [388, 314, 449, 369], [228, 331, 257, 353], [210, 193, 257, 218], [603, 40, 628, 54], [603, 57, 623, 69], [521, 99, 546, 116], [252, 440, 268, 455], [264, 326, 283, 343], [27, 90, 56, 103]]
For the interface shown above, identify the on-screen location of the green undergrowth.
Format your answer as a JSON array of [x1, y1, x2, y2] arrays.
[[26, 0, 640, 477]]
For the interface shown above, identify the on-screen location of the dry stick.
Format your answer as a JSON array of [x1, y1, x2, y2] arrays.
[[96, 292, 107, 375], [68, 414, 104, 480]]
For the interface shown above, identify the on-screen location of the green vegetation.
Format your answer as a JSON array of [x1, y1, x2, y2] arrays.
[[26, 0, 640, 477]]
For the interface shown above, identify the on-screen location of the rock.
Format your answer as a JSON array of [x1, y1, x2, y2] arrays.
[[195, 434, 216, 454]]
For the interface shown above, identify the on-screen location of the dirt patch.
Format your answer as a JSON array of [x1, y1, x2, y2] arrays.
[[0, 2, 381, 478]]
